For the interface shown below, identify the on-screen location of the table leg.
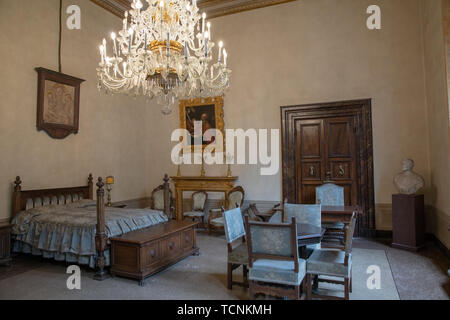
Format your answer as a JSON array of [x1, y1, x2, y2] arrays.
[[299, 246, 307, 259]]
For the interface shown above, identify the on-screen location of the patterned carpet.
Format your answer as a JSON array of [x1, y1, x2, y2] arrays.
[[0, 233, 407, 300]]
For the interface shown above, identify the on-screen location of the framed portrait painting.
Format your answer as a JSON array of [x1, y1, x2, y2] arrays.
[[35, 67, 85, 139], [179, 96, 225, 152]]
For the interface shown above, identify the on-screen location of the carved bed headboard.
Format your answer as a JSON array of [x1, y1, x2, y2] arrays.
[[11, 174, 94, 220]]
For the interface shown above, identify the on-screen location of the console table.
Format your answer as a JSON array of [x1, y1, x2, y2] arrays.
[[171, 176, 238, 221]]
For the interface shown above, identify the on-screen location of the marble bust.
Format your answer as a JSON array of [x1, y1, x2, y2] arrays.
[[394, 159, 424, 195]]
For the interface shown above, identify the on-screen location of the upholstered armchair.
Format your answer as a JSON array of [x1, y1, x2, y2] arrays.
[[150, 184, 175, 219], [183, 191, 208, 226], [223, 207, 248, 289], [208, 186, 245, 233], [316, 183, 345, 248], [245, 216, 306, 300], [305, 212, 357, 300]]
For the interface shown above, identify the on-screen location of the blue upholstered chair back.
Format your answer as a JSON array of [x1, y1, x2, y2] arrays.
[[283, 203, 321, 250], [223, 207, 246, 243], [248, 222, 295, 257], [316, 183, 344, 206], [283, 203, 322, 227]]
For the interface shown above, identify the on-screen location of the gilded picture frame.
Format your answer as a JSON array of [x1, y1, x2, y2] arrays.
[[35, 67, 85, 139], [179, 96, 225, 152]]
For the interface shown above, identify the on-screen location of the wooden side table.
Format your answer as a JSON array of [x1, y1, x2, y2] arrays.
[[0, 223, 12, 266]]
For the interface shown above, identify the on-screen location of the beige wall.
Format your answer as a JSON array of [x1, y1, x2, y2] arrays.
[[0, 0, 164, 221], [149, 0, 432, 225], [421, 0, 450, 248]]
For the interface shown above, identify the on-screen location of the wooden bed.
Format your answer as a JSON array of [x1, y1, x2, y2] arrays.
[[11, 174, 171, 280]]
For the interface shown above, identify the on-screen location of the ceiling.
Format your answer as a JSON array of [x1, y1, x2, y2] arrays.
[[91, 0, 296, 19]]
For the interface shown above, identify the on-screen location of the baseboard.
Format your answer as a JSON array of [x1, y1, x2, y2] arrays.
[[375, 230, 450, 259], [375, 230, 392, 239], [426, 233, 450, 259]]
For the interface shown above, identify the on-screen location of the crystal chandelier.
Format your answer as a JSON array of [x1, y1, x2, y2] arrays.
[[97, 0, 231, 114]]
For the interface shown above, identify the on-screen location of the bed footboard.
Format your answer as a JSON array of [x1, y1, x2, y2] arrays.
[[94, 174, 171, 281]]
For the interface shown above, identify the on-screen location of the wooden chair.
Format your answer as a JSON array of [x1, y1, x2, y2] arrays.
[[245, 204, 264, 222], [305, 212, 357, 300], [208, 186, 245, 233], [150, 183, 175, 219], [316, 183, 346, 249], [245, 216, 306, 300], [183, 191, 208, 227], [223, 207, 249, 290]]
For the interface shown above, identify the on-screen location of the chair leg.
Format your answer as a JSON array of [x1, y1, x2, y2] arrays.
[[296, 285, 301, 300], [313, 275, 319, 290], [350, 268, 353, 293], [243, 265, 248, 286], [306, 273, 312, 300], [248, 281, 255, 300], [227, 263, 233, 290], [344, 277, 350, 300]]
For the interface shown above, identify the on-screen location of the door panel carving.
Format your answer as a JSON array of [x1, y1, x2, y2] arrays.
[[282, 100, 375, 237]]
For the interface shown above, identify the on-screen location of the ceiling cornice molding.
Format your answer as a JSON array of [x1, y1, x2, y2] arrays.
[[90, 0, 297, 19]]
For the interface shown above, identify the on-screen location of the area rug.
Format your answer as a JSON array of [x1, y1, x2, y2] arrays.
[[0, 233, 399, 300]]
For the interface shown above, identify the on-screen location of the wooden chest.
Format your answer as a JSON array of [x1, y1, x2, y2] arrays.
[[110, 220, 199, 285]]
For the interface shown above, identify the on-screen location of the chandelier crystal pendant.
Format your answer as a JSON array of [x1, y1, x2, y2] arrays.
[[97, 0, 231, 114]]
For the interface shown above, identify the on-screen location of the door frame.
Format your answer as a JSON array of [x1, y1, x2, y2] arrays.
[[281, 99, 375, 238]]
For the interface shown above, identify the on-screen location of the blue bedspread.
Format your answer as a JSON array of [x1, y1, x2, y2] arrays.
[[11, 200, 168, 268]]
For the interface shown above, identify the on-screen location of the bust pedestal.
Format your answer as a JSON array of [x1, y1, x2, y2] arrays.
[[392, 194, 425, 251]]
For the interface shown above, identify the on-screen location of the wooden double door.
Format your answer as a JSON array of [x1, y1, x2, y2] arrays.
[[281, 99, 375, 237], [297, 117, 357, 206]]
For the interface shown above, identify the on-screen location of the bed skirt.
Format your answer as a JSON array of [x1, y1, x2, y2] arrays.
[[12, 240, 105, 268]]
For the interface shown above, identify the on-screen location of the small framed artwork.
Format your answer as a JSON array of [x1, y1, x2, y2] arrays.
[[35, 67, 85, 139], [179, 96, 225, 152]]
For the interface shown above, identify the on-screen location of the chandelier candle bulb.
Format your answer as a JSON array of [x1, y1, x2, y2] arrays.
[[202, 13, 206, 34], [100, 45, 104, 64], [128, 28, 133, 52], [218, 41, 223, 63], [111, 32, 117, 57], [204, 32, 209, 56]]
